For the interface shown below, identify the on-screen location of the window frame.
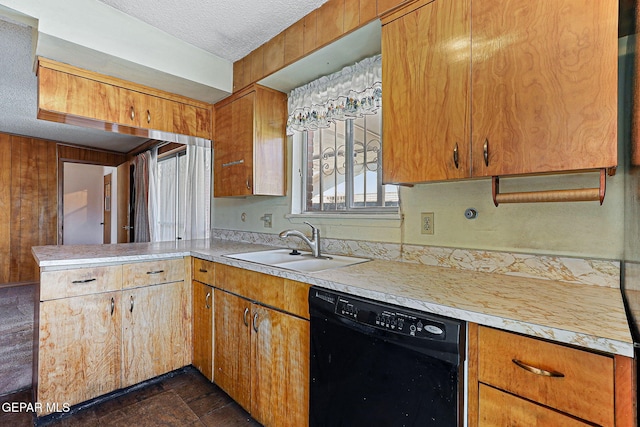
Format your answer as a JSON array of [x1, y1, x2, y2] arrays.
[[298, 112, 398, 215]]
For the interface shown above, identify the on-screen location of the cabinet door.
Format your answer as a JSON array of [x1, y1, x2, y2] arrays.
[[471, 0, 618, 176], [38, 292, 121, 415], [213, 289, 252, 410], [251, 304, 310, 427], [122, 281, 190, 387], [192, 281, 214, 380], [214, 92, 255, 197], [38, 67, 121, 124], [382, 0, 471, 184]]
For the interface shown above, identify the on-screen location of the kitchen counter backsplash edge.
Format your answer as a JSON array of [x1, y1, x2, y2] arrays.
[[212, 229, 620, 288]]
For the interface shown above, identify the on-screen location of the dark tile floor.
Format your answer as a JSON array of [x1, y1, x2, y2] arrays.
[[0, 367, 262, 427]]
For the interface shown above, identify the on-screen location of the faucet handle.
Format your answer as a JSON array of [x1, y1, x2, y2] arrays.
[[303, 221, 316, 231], [304, 221, 319, 236]]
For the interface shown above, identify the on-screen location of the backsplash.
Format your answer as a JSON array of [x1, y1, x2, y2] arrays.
[[212, 229, 620, 288]]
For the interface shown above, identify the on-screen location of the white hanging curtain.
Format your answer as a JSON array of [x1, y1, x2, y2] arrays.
[[286, 54, 382, 135], [147, 146, 159, 242], [183, 140, 211, 241]]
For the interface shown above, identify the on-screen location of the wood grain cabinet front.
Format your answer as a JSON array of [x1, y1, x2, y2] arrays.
[[37, 58, 212, 140], [36, 258, 191, 416], [213, 84, 286, 197], [192, 280, 214, 381], [211, 263, 309, 427], [37, 291, 122, 416], [381, 0, 618, 185], [471, 325, 628, 427], [121, 280, 191, 388]]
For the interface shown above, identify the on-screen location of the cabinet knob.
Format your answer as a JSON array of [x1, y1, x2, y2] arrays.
[[243, 307, 249, 327], [483, 138, 489, 167], [252, 312, 259, 333], [453, 143, 459, 169]]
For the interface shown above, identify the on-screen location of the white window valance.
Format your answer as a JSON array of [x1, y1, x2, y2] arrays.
[[286, 54, 382, 135]]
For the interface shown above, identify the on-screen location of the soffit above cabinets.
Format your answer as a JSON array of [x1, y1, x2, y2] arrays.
[[259, 20, 382, 94]]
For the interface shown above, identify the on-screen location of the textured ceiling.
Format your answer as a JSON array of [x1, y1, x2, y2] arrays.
[[96, 0, 328, 62]]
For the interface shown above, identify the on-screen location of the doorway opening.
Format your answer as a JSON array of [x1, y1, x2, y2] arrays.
[[62, 162, 117, 245]]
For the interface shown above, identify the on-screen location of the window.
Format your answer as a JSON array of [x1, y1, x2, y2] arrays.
[[301, 107, 398, 213]]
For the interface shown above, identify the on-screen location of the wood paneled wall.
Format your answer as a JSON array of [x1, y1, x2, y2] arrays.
[[0, 132, 127, 284], [0, 133, 57, 283]]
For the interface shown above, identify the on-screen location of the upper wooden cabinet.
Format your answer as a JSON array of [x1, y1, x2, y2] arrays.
[[381, 0, 618, 185], [382, 0, 471, 183], [37, 58, 212, 140], [213, 84, 286, 197], [470, 0, 617, 177]]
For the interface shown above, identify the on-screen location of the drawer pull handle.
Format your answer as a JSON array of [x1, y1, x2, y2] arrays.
[[512, 359, 565, 378], [72, 278, 96, 284], [129, 295, 135, 313], [110, 297, 115, 316], [243, 307, 250, 327], [205, 292, 211, 310], [222, 159, 244, 167], [199, 268, 208, 273], [146, 270, 165, 275]]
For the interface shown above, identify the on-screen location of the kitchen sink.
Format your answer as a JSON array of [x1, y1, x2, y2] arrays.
[[223, 249, 370, 273]]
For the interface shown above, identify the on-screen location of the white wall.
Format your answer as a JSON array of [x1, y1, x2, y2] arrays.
[[63, 163, 117, 245], [211, 37, 632, 262]]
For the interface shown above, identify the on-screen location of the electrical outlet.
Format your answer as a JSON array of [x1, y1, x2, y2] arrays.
[[421, 212, 434, 235]]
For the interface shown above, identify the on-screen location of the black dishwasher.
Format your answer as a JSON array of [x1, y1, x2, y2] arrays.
[[309, 287, 465, 427]]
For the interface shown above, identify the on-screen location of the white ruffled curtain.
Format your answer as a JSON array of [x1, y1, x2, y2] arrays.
[[286, 54, 382, 135]]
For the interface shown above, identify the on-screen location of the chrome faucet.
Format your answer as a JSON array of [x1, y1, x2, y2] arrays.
[[279, 221, 321, 258]]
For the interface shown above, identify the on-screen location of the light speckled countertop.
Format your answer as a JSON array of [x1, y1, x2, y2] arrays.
[[32, 238, 634, 357]]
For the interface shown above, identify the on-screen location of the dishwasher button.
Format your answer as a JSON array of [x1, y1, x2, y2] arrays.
[[425, 324, 444, 335]]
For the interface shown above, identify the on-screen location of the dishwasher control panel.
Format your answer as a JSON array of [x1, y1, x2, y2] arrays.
[[335, 296, 447, 340]]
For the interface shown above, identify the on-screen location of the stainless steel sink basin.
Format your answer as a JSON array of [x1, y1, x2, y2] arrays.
[[223, 249, 370, 273]]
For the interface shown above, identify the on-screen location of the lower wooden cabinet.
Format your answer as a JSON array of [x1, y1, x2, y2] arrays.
[[36, 259, 190, 416], [37, 291, 122, 415], [122, 280, 191, 388], [192, 280, 214, 380], [213, 287, 310, 427], [469, 324, 634, 427]]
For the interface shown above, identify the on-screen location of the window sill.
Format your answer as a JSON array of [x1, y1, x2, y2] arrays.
[[285, 212, 403, 228]]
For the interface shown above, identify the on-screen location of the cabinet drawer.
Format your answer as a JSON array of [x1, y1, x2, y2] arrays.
[[40, 265, 122, 300], [478, 384, 591, 427], [478, 326, 614, 427], [193, 258, 215, 285], [122, 258, 185, 289], [216, 264, 284, 310]]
